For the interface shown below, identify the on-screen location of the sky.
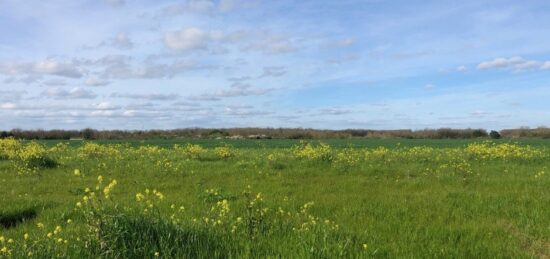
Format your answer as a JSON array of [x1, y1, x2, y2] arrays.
[[1, 0, 550, 130]]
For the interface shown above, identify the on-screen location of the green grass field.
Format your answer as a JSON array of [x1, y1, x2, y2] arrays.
[[1, 138, 549, 258], [38, 137, 550, 149]]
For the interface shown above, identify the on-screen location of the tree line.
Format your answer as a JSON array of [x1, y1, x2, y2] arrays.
[[2, 127, 543, 140]]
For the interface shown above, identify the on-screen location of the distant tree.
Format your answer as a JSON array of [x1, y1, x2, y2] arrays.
[[208, 129, 228, 138], [436, 128, 459, 139], [472, 129, 488, 138], [0, 131, 8, 139], [489, 130, 501, 139], [82, 128, 95, 140]]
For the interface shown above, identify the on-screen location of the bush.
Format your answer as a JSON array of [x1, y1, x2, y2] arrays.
[[292, 141, 333, 161], [489, 130, 501, 139], [472, 129, 488, 138], [0, 137, 20, 160], [177, 144, 207, 160], [10, 141, 57, 174], [214, 145, 236, 160]]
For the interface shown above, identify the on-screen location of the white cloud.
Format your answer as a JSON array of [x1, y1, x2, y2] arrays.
[[93, 102, 120, 110], [105, 0, 125, 7], [188, 0, 215, 13], [158, 5, 186, 17], [228, 76, 252, 82], [101, 59, 206, 79], [456, 65, 467, 72], [317, 107, 354, 115], [164, 27, 224, 51], [91, 110, 115, 117], [337, 38, 354, 47], [223, 104, 272, 117], [3, 75, 43, 85], [110, 33, 134, 49], [164, 28, 294, 55], [477, 56, 549, 71], [326, 54, 359, 65], [110, 92, 180, 100], [218, 0, 236, 12], [243, 33, 296, 54], [0, 59, 83, 78], [157, 0, 236, 17], [259, 66, 287, 78], [515, 60, 540, 70], [0, 102, 17, 109], [470, 110, 491, 117], [43, 87, 97, 99], [87, 109, 170, 119], [160, 0, 216, 16], [477, 56, 524, 69], [325, 38, 354, 48], [424, 84, 435, 89], [85, 78, 111, 87], [165, 28, 208, 51], [33, 60, 82, 77], [224, 108, 272, 117], [43, 78, 67, 86], [0, 102, 121, 112], [190, 86, 273, 101], [85, 33, 134, 50]]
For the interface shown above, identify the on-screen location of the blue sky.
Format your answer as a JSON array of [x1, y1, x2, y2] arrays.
[[1, 0, 550, 130]]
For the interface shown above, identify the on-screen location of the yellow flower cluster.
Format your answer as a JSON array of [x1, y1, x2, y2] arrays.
[[77, 142, 122, 159], [285, 201, 340, 233], [74, 175, 118, 214], [0, 235, 13, 256], [214, 145, 235, 160], [48, 142, 69, 154], [0, 137, 20, 159], [465, 142, 545, 160], [175, 143, 207, 159], [8, 141, 54, 174], [135, 188, 165, 213], [136, 145, 164, 156], [103, 179, 118, 199], [292, 141, 332, 161], [202, 199, 231, 227], [334, 147, 360, 168], [534, 169, 546, 179]]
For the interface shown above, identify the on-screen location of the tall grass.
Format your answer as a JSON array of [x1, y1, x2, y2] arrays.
[[0, 139, 548, 258]]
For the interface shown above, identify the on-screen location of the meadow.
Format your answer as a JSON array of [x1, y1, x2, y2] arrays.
[[0, 138, 549, 258]]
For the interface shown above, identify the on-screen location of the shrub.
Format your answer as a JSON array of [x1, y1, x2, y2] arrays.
[[489, 130, 501, 139], [292, 141, 333, 161], [12, 141, 57, 174], [214, 145, 236, 160], [179, 144, 207, 160], [0, 137, 21, 160], [472, 129, 488, 138]]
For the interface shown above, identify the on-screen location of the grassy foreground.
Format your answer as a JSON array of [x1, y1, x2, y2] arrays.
[[0, 139, 549, 258]]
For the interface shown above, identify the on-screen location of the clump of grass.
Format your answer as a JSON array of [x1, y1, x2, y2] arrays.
[[96, 213, 235, 258], [61, 178, 366, 258], [199, 188, 237, 203]]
